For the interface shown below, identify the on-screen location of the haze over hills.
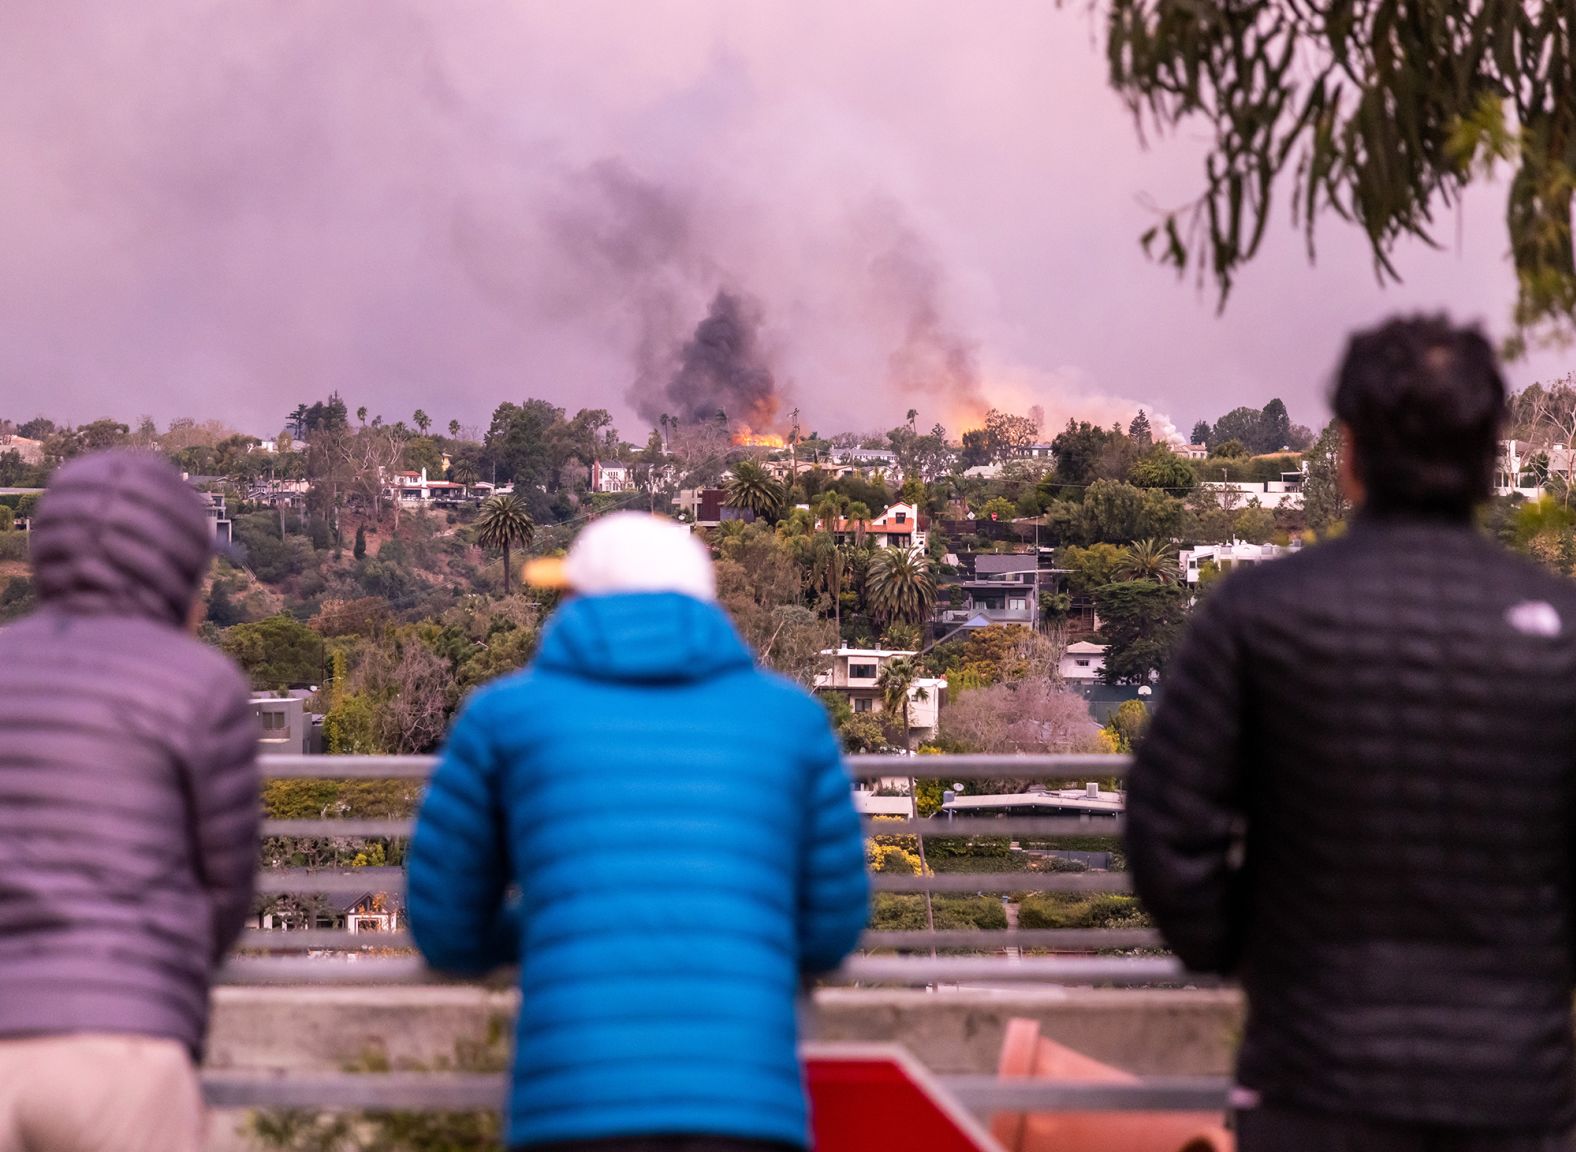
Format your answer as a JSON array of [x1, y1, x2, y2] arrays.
[[0, 2, 1560, 439]]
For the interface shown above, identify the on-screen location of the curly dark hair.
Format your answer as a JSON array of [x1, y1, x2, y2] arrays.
[[1333, 316, 1506, 515]]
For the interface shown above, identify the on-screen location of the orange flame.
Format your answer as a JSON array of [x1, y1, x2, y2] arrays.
[[733, 425, 787, 449]]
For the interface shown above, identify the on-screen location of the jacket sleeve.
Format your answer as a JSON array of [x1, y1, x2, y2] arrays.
[[1125, 586, 1249, 974], [798, 708, 870, 976], [194, 673, 262, 963], [407, 692, 520, 976]]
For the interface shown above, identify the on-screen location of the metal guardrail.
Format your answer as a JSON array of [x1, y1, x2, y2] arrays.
[[228, 753, 1206, 1119]]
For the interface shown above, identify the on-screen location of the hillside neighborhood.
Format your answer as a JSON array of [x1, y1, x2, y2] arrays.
[[7, 382, 1576, 944]]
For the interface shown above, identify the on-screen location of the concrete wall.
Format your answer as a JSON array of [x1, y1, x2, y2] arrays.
[[206, 986, 1244, 1150]]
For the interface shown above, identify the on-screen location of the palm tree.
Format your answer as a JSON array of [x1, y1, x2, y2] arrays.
[[725, 460, 787, 523], [413, 409, 431, 436], [878, 657, 927, 752], [811, 535, 849, 636], [475, 493, 535, 596], [866, 547, 937, 626], [448, 419, 461, 439], [449, 460, 480, 489], [1119, 538, 1179, 583]]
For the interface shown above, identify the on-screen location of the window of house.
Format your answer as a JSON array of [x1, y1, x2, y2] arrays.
[[894, 511, 907, 523], [849, 664, 878, 680], [853, 697, 873, 713], [1075, 659, 1091, 667], [1009, 598, 1027, 612], [260, 712, 288, 732]]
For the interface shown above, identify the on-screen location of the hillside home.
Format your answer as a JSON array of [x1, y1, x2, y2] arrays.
[[1058, 641, 1107, 683], [823, 502, 929, 550], [1178, 539, 1297, 585], [591, 461, 634, 493], [815, 647, 946, 741], [387, 467, 477, 505], [935, 552, 1046, 631], [1197, 472, 1305, 510]]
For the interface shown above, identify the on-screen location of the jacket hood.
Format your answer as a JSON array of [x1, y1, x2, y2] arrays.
[[534, 592, 754, 684], [31, 450, 214, 626]]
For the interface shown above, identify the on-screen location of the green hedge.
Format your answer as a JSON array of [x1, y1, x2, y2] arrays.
[[870, 894, 1008, 932], [1016, 893, 1150, 930]]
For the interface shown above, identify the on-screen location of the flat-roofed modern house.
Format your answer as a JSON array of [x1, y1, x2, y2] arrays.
[[815, 647, 946, 740], [251, 692, 323, 755]]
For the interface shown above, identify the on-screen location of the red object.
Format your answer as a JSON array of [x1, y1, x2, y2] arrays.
[[805, 1044, 1002, 1152]]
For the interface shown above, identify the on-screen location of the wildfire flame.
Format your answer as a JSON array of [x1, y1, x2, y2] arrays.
[[733, 425, 787, 449]]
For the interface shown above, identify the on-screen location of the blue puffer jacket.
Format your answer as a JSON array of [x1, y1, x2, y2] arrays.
[[407, 591, 869, 1150]]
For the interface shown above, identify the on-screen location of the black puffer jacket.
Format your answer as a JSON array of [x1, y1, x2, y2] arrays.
[[0, 451, 259, 1058], [1128, 512, 1576, 1129]]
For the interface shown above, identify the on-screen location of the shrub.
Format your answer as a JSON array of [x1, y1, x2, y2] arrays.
[[869, 894, 1007, 932], [1017, 893, 1150, 930]]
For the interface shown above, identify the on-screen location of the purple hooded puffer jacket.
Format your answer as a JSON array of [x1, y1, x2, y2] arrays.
[[0, 451, 259, 1057]]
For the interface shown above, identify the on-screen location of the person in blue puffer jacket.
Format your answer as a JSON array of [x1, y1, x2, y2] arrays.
[[407, 511, 870, 1152]]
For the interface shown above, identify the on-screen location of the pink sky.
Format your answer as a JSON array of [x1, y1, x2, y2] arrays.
[[0, 1, 1563, 441]]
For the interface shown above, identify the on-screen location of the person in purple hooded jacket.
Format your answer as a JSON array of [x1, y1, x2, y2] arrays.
[[0, 450, 260, 1152]]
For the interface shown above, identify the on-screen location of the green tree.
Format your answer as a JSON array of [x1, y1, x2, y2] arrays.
[[1233, 503, 1277, 545], [1127, 446, 1196, 491], [449, 460, 480, 488], [979, 496, 1016, 523], [1059, 543, 1128, 597], [1128, 409, 1153, 445], [1118, 538, 1178, 583], [724, 460, 788, 523], [878, 657, 927, 752], [1093, 580, 1188, 686], [220, 615, 323, 690], [1079, 480, 1183, 544], [1103, 699, 1151, 754], [475, 494, 535, 596], [412, 409, 431, 436], [1303, 420, 1350, 532], [1106, 4, 1576, 344], [1189, 420, 1212, 447], [865, 547, 937, 627]]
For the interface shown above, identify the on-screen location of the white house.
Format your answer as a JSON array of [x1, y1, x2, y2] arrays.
[[823, 502, 929, 551], [815, 647, 946, 739], [591, 460, 634, 494], [387, 467, 476, 505], [1495, 439, 1576, 497], [1178, 539, 1297, 584], [1178, 443, 1209, 460], [1058, 641, 1107, 683], [1197, 472, 1305, 510]]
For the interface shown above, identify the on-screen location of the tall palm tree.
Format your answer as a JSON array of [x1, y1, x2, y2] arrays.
[[449, 460, 480, 489], [725, 460, 787, 523], [475, 493, 535, 596], [1119, 538, 1179, 583], [878, 658, 923, 752], [413, 410, 431, 436], [448, 419, 462, 439], [866, 547, 937, 626], [811, 535, 849, 636]]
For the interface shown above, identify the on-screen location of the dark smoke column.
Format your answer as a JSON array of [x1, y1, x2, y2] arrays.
[[666, 291, 779, 428]]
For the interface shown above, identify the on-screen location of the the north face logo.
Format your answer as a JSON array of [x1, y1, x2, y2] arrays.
[[1507, 600, 1563, 638]]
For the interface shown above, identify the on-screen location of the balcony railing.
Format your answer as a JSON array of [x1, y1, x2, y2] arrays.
[[210, 753, 1230, 1118]]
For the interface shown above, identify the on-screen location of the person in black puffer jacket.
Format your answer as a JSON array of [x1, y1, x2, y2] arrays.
[[1128, 316, 1576, 1152]]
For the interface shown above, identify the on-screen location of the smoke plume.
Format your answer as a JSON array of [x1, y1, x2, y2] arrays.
[[0, 1, 1196, 438], [660, 291, 776, 427]]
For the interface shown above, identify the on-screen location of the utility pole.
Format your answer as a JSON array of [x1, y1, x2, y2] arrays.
[[788, 407, 801, 484]]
